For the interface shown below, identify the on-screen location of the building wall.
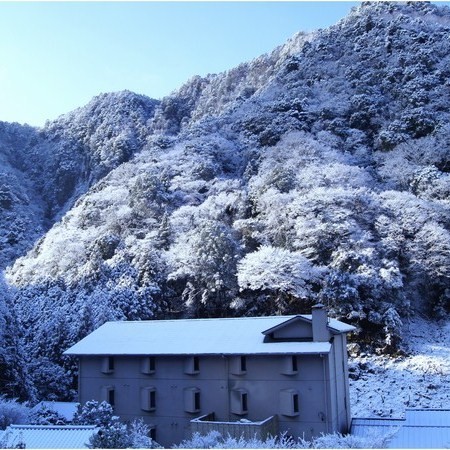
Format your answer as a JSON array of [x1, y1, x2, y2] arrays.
[[78, 353, 336, 446]]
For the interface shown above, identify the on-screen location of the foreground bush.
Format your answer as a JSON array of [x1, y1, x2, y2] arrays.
[[74, 400, 157, 449], [0, 396, 30, 430], [175, 429, 396, 449]]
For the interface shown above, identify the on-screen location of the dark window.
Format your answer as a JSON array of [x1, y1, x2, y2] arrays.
[[293, 393, 299, 413], [108, 389, 115, 407], [292, 356, 298, 372], [150, 390, 156, 409], [149, 356, 156, 372], [194, 391, 200, 411], [149, 428, 156, 441], [241, 356, 247, 372], [193, 356, 200, 372], [108, 356, 114, 372], [242, 392, 248, 412]]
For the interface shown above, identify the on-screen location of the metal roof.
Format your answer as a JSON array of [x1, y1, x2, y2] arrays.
[[64, 315, 354, 356], [351, 409, 450, 449], [262, 314, 355, 335], [0, 425, 98, 449]]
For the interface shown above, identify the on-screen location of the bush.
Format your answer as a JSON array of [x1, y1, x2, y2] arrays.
[[0, 396, 30, 430], [175, 430, 396, 449], [74, 401, 156, 449], [29, 405, 68, 425]]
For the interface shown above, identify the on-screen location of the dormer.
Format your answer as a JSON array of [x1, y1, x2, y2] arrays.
[[262, 305, 334, 343]]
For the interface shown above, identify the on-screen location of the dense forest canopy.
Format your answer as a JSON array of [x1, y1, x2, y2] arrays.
[[0, 2, 449, 401]]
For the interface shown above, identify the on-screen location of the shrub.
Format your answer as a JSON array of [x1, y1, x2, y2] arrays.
[[174, 429, 396, 449], [0, 396, 30, 430]]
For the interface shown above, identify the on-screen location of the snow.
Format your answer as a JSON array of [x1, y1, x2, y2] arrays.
[[64, 315, 337, 356], [350, 317, 450, 418]]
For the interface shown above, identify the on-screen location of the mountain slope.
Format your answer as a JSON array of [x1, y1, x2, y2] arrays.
[[2, 2, 450, 400]]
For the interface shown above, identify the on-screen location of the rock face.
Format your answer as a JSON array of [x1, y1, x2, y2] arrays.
[[1, 2, 450, 400]]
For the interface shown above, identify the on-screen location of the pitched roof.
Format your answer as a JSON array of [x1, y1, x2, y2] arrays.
[[64, 315, 353, 356], [31, 401, 79, 421], [262, 314, 355, 335], [0, 425, 98, 449], [351, 409, 450, 449]]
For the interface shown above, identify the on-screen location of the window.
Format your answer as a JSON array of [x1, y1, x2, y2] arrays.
[[149, 426, 156, 441], [231, 389, 248, 415], [280, 389, 300, 416], [101, 356, 115, 374], [101, 386, 115, 407], [184, 356, 200, 374], [141, 387, 156, 411], [230, 356, 247, 375], [184, 387, 201, 413], [281, 355, 298, 375], [141, 356, 156, 374]]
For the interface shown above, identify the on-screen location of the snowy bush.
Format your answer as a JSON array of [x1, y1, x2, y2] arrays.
[[0, 397, 30, 430], [29, 405, 67, 426], [175, 429, 394, 448], [74, 401, 155, 449]]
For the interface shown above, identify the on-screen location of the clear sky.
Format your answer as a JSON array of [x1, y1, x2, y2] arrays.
[[0, 1, 364, 127]]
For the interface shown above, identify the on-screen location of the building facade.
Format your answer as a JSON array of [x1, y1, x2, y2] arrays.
[[65, 305, 354, 446]]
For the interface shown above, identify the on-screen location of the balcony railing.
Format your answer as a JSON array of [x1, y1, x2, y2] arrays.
[[190, 413, 279, 441]]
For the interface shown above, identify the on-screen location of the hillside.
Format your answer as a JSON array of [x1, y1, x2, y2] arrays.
[[1, 2, 449, 401]]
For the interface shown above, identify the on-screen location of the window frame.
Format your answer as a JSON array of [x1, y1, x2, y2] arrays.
[[101, 385, 115, 407], [184, 387, 201, 413], [281, 355, 299, 375], [279, 389, 300, 417], [184, 356, 200, 375], [141, 387, 157, 412], [230, 355, 247, 375], [231, 388, 249, 415], [141, 356, 156, 374], [101, 356, 115, 374]]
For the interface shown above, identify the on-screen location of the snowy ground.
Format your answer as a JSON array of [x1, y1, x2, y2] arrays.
[[349, 316, 450, 419]]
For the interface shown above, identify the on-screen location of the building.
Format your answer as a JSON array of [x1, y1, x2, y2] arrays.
[[351, 409, 450, 448], [0, 425, 99, 449], [64, 304, 355, 446]]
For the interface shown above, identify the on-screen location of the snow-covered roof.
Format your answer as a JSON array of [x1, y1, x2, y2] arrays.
[[262, 314, 355, 335], [0, 425, 98, 449], [351, 409, 450, 449], [31, 401, 79, 421], [64, 315, 354, 356]]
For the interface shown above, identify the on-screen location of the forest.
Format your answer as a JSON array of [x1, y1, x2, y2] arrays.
[[0, 2, 449, 402]]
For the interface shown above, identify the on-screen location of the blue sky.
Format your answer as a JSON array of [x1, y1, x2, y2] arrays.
[[0, 1, 362, 127]]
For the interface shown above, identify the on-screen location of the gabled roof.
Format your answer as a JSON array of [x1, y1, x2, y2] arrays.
[[262, 314, 355, 335], [64, 315, 353, 356], [0, 425, 98, 449], [351, 409, 450, 449]]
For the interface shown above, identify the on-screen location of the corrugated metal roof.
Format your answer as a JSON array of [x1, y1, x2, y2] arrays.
[[64, 315, 352, 356], [0, 425, 98, 449], [406, 409, 450, 427], [351, 409, 450, 449]]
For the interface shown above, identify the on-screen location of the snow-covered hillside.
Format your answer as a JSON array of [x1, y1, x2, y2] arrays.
[[0, 2, 449, 401], [350, 317, 450, 418]]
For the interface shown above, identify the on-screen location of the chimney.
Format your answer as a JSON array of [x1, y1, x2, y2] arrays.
[[312, 304, 330, 342]]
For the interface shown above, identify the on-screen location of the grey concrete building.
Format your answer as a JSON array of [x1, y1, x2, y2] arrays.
[[64, 305, 354, 447]]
